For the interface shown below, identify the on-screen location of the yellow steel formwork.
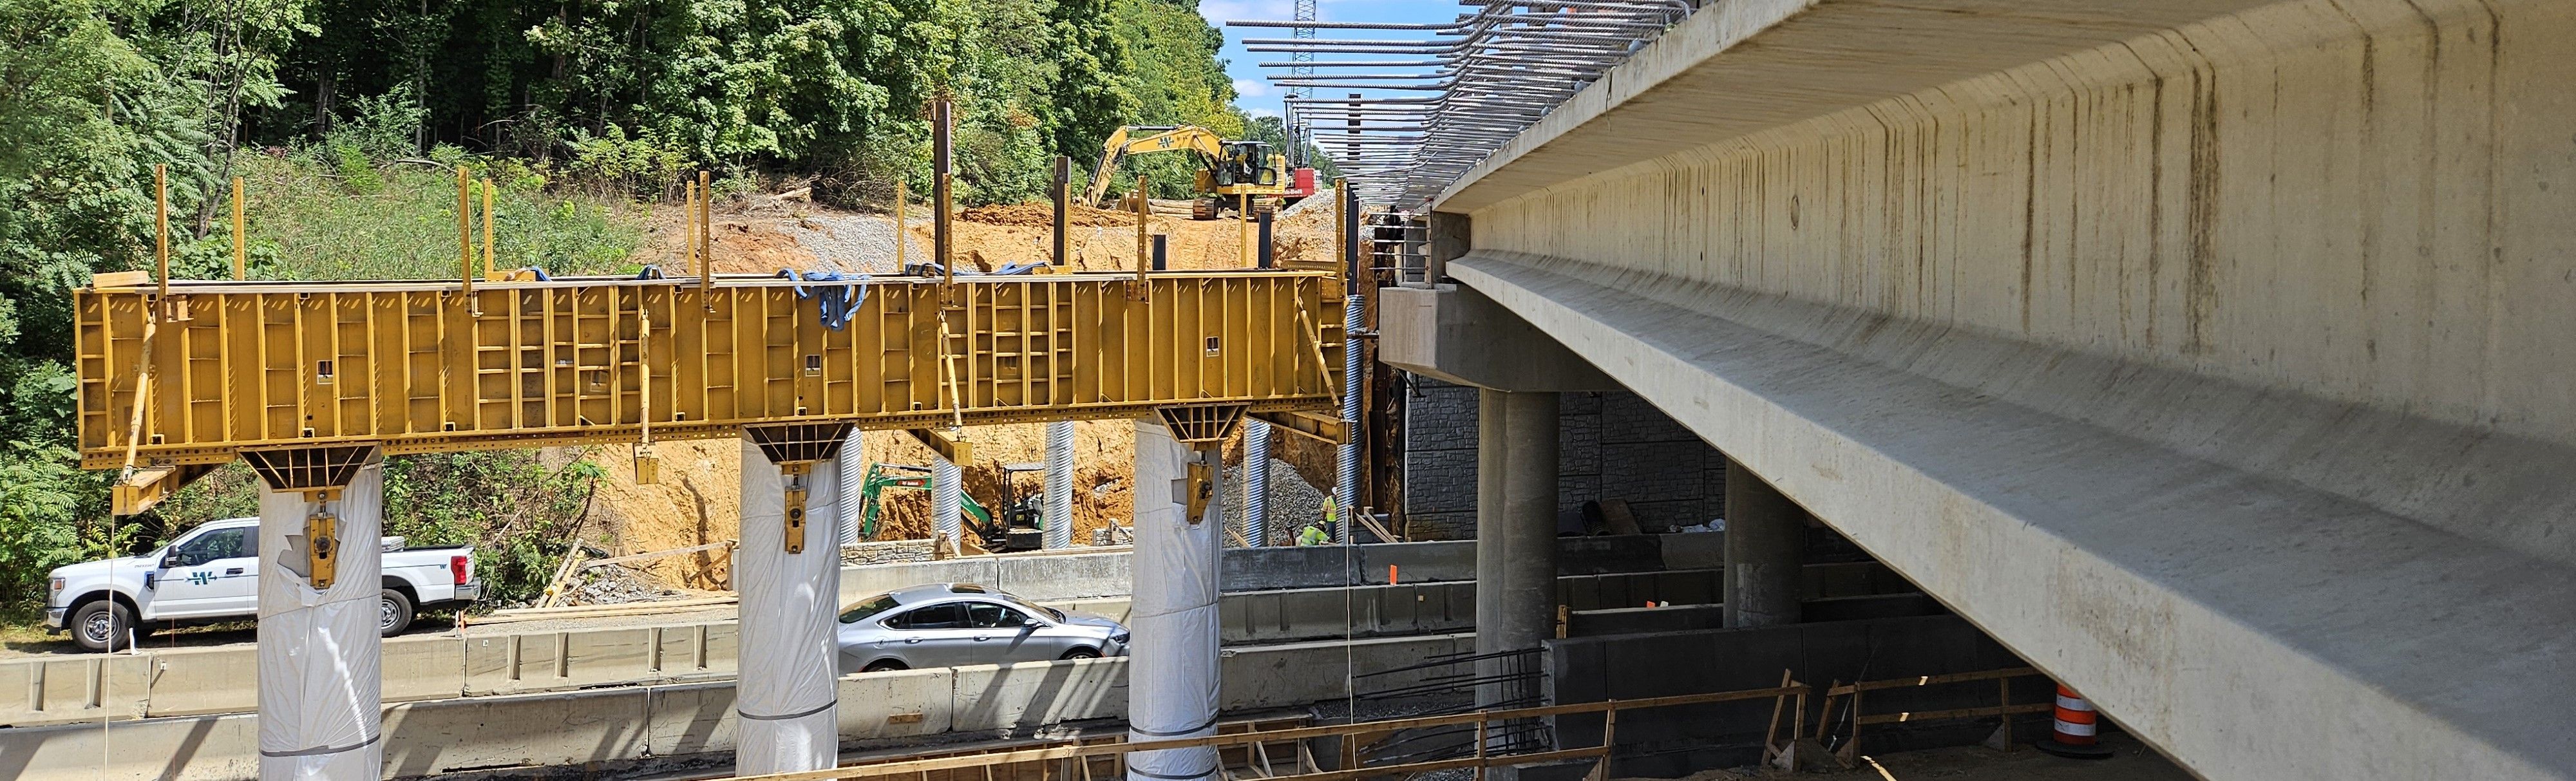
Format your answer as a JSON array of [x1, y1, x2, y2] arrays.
[[76, 270, 1346, 470]]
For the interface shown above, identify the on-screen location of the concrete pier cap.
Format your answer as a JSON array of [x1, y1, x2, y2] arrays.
[[1380, 283, 1615, 393]]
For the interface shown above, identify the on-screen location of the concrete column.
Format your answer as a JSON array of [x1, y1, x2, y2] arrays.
[[1045, 422, 1075, 549], [737, 440, 844, 775], [1723, 460, 1802, 628], [1126, 419, 1222, 781], [1475, 389, 1558, 712], [255, 460, 384, 781]]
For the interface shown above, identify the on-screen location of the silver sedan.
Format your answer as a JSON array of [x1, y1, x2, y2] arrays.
[[836, 583, 1130, 673]]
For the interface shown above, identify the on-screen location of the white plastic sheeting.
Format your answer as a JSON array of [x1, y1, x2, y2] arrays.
[[1126, 419, 1222, 781], [737, 440, 844, 775], [255, 461, 384, 781], [1045, 422, 1075, 549]]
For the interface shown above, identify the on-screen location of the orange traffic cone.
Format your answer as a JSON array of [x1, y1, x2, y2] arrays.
[[2034, 684, 2115, 758]]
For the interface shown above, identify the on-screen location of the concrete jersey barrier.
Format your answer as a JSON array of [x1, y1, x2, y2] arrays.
[[839, 532, 1723, 605], [0, 633, 1475, 781], [3, 568, 1727, 726]]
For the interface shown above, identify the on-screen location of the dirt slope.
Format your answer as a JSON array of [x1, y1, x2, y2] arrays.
[[584, 192, 1338, 591]]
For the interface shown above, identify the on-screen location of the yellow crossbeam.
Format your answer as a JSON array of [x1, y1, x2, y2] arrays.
[[75, 270, 1347, 470]]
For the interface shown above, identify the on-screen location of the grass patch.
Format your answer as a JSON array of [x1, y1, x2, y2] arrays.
[[224, 154, 649, 282]]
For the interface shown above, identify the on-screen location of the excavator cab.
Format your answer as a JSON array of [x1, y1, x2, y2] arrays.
[[1213, 141, 1279, 188]]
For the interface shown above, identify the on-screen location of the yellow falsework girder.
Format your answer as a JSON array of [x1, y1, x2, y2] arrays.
[[110, 463, 222, 515], [75, 271, 1349, 469], [904, 429, 974, 465]]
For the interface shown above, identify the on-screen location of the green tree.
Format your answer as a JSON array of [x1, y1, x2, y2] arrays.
[[1045, 0, 1136, 160]]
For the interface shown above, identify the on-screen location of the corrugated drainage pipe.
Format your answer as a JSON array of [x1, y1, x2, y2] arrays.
[[1338, 286, 1363, 544], [838, 427, 864, 545], [1244, 419, 1270, 547], [933, 456, 963, 553], [1045, 421, 1075, 549]]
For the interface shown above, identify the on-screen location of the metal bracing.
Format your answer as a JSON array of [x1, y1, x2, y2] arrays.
[[1228, 1, 1700, 207], [76, 270, 1348, 471]]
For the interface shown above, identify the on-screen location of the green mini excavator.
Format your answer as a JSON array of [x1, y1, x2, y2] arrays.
[[855, 462, 1048, 551]]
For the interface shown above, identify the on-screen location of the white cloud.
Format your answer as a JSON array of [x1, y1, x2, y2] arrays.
[[1247, 108, 1282, 118], [1232, 78, 1274, 98]]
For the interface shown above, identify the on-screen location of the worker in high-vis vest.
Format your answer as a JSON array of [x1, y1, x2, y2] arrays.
[[1318, 496, 1344, 543], [1296, 522, 1330, 547]]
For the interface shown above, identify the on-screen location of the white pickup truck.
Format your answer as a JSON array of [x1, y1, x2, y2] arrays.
[[43, 516, 483, 652]]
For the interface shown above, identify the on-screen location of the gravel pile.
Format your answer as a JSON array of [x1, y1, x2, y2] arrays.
[[1223, 456, 1331, 546], [842, 538, 936, 565], [781, 212, 916, 274], [567, 567, 681, 605]]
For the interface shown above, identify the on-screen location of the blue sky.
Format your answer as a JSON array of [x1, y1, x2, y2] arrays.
[[1197, 1, 1459, 120]]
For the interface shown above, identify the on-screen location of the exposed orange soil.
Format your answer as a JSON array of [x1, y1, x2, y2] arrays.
[[583, 193, 1336, 592]]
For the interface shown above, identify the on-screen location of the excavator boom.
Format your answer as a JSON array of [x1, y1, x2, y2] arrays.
[[1082, 126, 1230, 207]]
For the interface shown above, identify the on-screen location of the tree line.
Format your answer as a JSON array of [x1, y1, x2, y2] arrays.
[[0, 0, 1284, 616]]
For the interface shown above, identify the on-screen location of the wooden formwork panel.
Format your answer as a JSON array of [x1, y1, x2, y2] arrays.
[[77, 271, 1345, 468]]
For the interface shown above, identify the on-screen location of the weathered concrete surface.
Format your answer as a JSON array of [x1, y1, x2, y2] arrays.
[[0, 654, 151, 726], [1432, 0, 2576, 777], [0, 635, 1465, 780], [1381, 285, 1613, 391]]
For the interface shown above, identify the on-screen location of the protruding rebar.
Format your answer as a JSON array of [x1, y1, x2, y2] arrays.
[[1229, 1, 1696, 205]]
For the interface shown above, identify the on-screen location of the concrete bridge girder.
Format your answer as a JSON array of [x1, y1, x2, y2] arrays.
[[1448, 251, 2576, 780], [1414, 0, 2576, 778]]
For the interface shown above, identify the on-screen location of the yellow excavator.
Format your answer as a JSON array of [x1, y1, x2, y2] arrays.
[[1083, 125, 1314, 220]]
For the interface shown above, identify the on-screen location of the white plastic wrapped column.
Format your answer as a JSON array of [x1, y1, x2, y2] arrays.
[[737, 440, 844, 775], [256, 461, 383, 781], [838, 427, 864, 545], [932, 456, 963, 551], [1243, 419, 1270, 547], [1126, 419, 1222, 781], [1045, 421, 1075, 549]]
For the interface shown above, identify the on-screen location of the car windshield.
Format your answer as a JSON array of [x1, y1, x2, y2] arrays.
[[837, 594, 901, 624], [996, 593, 1064, 622]]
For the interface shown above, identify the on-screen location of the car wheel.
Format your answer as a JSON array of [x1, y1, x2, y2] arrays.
[[73, 601, 131, 652], [862, 660, 907, 673], [379, 588, 415, 637], [1061, 647, 1101, 661]]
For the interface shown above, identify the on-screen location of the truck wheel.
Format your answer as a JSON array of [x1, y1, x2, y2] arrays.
[[378, 588, 415, 637], [72, 600, 132, 652]]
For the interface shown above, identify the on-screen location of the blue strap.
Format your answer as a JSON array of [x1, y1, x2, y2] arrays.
[[774, 268, 871, 330], [515, 267, 554, 281]]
